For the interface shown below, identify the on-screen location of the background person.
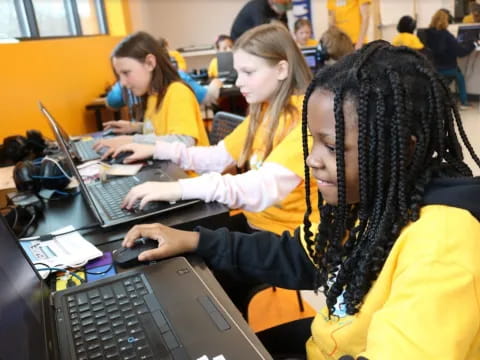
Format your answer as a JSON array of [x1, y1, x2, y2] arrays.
[[294, 18, 318, 47], [425, 9, 476, 109], [230, 0, 292, 41], [93, 31, 209, 157], [327, 0, 371, 50]]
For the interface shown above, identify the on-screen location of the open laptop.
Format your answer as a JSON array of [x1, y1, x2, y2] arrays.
[[217, 51, 237, 85], [457, 24, 480, 44], [0, 215, 271, 360], [49, 115, 102, 162], [301, 46, 318, 74], [39, 102, 200, 228]]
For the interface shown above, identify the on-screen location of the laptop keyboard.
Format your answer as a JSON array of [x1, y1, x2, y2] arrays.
[[66, 274, 186, 360], [88, 175, 167, 221], [75, 139, 100, 161]]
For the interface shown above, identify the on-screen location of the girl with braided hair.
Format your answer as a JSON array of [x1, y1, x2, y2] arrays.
[[120, 41, 480, 359]]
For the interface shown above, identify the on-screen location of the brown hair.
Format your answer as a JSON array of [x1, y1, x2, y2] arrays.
[[429, 9, 449, 30], [233, 23, 312, 168], [112, 31, 180, 118], [294, 18, 313, 33], [320, 26, 354, 61]]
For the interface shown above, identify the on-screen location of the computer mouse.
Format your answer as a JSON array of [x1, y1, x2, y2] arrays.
[[109, 151, 134, 165], [102, 129, 115, 137], [112, 237, 158, 268]]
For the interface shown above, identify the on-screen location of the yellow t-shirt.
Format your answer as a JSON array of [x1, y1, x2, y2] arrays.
[[391, 32, 424, 50], [208, 57, 218, 78], [223, 96, 319, 235], [463, 14, 474, 24], [169, 50, 187, 71], [327, 0, 372, 44], [300, 38, 319, 47], [300, 205, 480, 359], [143, 82, 209, 146]]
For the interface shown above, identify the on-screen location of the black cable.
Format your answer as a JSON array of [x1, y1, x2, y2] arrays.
[[17, 211, 37, 238]]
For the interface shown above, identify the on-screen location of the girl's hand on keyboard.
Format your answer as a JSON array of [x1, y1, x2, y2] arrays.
[[122, 223, 200, 261], [112, 143, 155, 163], [93, 136, 133, 159], [122, 181, 182, 210]]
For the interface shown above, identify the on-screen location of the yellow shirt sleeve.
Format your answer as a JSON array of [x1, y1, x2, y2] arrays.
[[169, 50, 187, 71], [146, 82, 209, 145], [223, 115, 250, 161], [266, 122, 308, 177], [208, 57, 218, 78], [327, 0, 335, 11]]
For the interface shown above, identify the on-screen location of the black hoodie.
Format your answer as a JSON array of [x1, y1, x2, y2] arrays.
[[424, 28, 475, 70], [195, 177, 480, 289]]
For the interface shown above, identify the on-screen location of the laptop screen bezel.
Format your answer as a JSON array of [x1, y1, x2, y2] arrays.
[[457, 24, 480, 42], [38, 102, 104, 225], [0, 215, 59, 359]]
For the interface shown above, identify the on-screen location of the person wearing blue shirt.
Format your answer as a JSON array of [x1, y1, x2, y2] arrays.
[[106, 70, 220, 110]]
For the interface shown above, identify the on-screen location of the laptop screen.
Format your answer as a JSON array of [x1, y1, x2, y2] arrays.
[[457, 24, 480, 43], [0, 216, 50, 359], [301, 46, 317, 73], [39, 102, 104, 223]]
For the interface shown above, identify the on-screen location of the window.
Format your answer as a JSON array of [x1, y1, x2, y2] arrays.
[[0, 0, 107, 39], [0, 0, 26, 38]]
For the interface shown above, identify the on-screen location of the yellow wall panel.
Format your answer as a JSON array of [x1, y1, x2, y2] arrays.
[[0, 36, 123, 140]]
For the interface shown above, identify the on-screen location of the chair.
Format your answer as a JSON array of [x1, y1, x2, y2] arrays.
[[209, 112, 306, 315], [208, 111, 245, 145]]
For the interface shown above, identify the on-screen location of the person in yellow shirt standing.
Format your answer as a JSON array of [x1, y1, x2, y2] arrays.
[[391, 15, 424, 50], [327, 0, 371, 50], [463, 2, 480, 23]]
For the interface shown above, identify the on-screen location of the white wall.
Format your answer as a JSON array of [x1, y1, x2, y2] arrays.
[[127, 0, 456, 55], [128, 0, 245, 49]]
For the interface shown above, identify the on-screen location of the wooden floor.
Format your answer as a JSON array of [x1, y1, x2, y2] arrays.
[[248, 287, 317, 332]]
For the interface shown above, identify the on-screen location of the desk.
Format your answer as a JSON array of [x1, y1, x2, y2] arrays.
[[32, 193, 229, 247], [180, 49, 216, 72], [85, 97, 122, 131], [458, 49, 480, 95]]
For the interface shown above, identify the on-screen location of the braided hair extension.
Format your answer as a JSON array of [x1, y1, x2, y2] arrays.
[[301, 41, 480, 317]]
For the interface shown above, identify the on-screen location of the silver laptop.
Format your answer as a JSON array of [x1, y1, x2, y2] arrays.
[[48, 115, 102, 162], [0, 215, 272, 359], [39, 102, 200, 228]]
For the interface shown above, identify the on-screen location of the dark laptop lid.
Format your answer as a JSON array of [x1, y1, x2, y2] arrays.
[[457, 24, 480, 43], [0, 215, 52, 359], [39, 102, 104, 225], [301, 46, 317, 73], [217, 51, 237, 82]]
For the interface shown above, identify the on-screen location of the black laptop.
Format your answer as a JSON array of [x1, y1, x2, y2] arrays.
[[0, 215, 271, 359], [457, 24, 480, 43], [49, 116, 102, 162], [39, 102, 200, 228], [217, 51, 237, 85]]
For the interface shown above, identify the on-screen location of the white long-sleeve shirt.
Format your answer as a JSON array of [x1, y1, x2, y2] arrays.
[[153, 140, 301, 212]]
